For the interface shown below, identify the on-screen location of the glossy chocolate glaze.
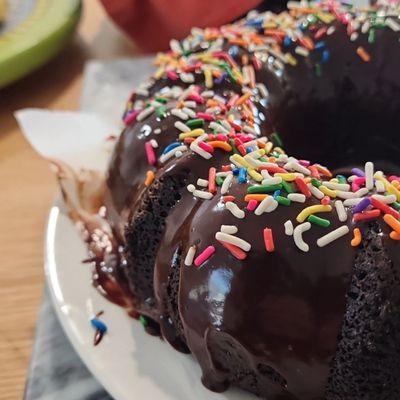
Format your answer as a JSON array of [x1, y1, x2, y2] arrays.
[[97, 6, 400, 399]]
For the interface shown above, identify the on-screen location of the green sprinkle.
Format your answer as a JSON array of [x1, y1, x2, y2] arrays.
[[311, 178, 322, 188], [315, 63, 322, 77], [392, 202, 400, 210], [186, 118, 204, 128], [229, 139, 240, 155], [308, 215, 331, 227], [247, 184, 283, 194], [281, 180, 294, 194], [337, 175, 347, 184], [270, 132, 283, 147], [223, 64, 237, 83], [368, 29, 376, 43], [156, 106, 167, 118], [216, 176, 224, 186], [139, 315, 148, 327], [276, 196, 291, 206], [155, 97, 168, 104]]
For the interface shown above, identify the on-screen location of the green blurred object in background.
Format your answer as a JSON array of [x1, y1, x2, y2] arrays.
[[0, 0, 81, 88]]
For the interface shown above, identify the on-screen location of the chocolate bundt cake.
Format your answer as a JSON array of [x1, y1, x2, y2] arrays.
[[78, 1, 400, 399]]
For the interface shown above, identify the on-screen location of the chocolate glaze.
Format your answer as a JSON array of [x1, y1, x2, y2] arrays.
[[94, 5, 400, 399]]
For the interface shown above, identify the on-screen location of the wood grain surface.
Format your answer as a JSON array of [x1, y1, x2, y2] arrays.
[[0, 2, 135, 398]]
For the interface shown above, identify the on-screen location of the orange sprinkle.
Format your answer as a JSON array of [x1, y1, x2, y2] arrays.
[[177, 100, 185, 109], [208, 141, 232, 152], [206, 99, 220, 108], [245, 194, 269, 202], [219, 240, 247, 260], [351, 228, 362, 247], [241, 54, 249, 65], [383, 214, 400, 234], [144, 170, 155, 186], [390, 231, 400, 240], [314, 164, 333, 178], [236, 92, 251, 106], [356, 46, 371, 62], [208, 167, 216, 194], [264, 29, 286, 38], [229, 38, 248, 47]]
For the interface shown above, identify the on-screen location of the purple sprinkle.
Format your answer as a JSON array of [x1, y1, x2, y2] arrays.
[[352, 197, 371, 214], [351, 167, 365, 177], [215, 72, 227, 85]]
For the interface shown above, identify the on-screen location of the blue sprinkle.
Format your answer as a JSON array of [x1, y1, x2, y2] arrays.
[[352, 197, 371, 214], [283, 36, 292, 47], [229, 45, 239, 57], [315, 41, 326, 51], [90, 318, 107, 333], [232, 168, 240, 175], [322, 49, 330, 63], [162, 142, 181, 154], [238, 168, 247, 183], [273, 190, 281, 199], [246, 147, 253, 154], [246, 18, 263, 28]]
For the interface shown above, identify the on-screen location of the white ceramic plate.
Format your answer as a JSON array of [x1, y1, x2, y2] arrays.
[[45, 199, 254, 400]]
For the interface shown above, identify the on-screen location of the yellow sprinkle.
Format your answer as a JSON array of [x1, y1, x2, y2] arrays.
[[154, 66, 165, 79], [297, 205, 332, 223], [317, 12, 335, 23], [319, 185, 337, 198], [178, 129, 205, 140], [249, 148, 265, 158], [248, 169, 263, 182], [204, 69, 213, 88], [376, 176, 400, 201], [330, 178, 339, 183], [285, 53, 298, 66], [231, 154, 253, 170], [273, 146, 285, 154], [264, 141, 274, 154], [144, 170, 155, 186], [274, 173, 297, 181]]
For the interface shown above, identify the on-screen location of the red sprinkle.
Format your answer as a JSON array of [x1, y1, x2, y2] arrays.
[[145, 141, 156, 166], [221, 165, 233, 172], [370, 197, 400, 219], [219, 240, 247, 260], [321, 196, 331, 205], [353, 209, 381, 222], [295, 177, 311, 197], [263, 228, 275, 252], [259, 165, 287, 174], [223, 195, 236, 203], [309, 165, 321, 179], [197, 112, 214, 121]]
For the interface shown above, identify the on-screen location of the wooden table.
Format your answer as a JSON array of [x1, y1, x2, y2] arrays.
[[0, 2, 135, 398]]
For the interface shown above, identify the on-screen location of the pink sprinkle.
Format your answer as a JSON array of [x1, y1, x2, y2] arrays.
[[236, 133, 253, 142], [197, 112, 214, 121], [194, 246, 215, 267], [187, 94, 204, 104], [389, 176, 400, 182], [299, 159, 311, 167], [123, 110, 139, 125], [216, 134, 228, 142], [227, 95, 239, 109], [145, 141, 157, 166], [321, 196, 331, 205], [198, 141, 214, 153], [166, 70, 179, 80], [247, 199, 258, 211], [352, 177, 365, 192]]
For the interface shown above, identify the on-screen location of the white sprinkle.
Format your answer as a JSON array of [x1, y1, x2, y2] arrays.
[[213, 95, 226, 104], [174, 121, 190, 132], [293, 222, 311, 252], [150, 139, 158, 148], [171, 109, 189, 120], [201, 90, 214, 98], [257, 83, 268, 98], [209, 121, 230, 134], [361, 20, 370, 34], [350, 32, 359, 42], [295, 46, 309, 57], [154, 128, 162, 135], [323, 181, 350, 191], [221, 225, 238, 234], [137, 106, 155, 121], [226, 202, 245, 219], [215, 232, 251, 252], [243, 125, 257, 134], [183, 101, 196, 108], [187, 184, 196, 193], [284, 161, 310, 175], [288, 193, 306, 203], [197, 178, 208, 187], [180, 73, 195, 83], [336, 190, 357, 200], [170, 39, 182, 54], [375, 180, 386, 193], [205, 106, 221, 114], [221, 120, 232, 132], [308, 183, 324, 200], [365, 162, 374, 190], [355, 188, 369, 197], [159, 145, 188, 163], [327, 26, 335, 35], [343, 198, 363, 207], [255, 196, 278, 215], [184, 245, 196, 266], [284, 220, 294, 236], [261, 177, 283, 186], [175, 151, 183, 158], [182, 107, 196, 118], [386, 18, 400, 32], [193, 190, 213, 200], [261, 169, 271, 179], [371, 194, 397, 204], [221, 173, 233, 195], [216, 171, 231, 177], [317, 226, 349, 248], [190, 143, 212, 159], [335, 200, 348, 222]]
